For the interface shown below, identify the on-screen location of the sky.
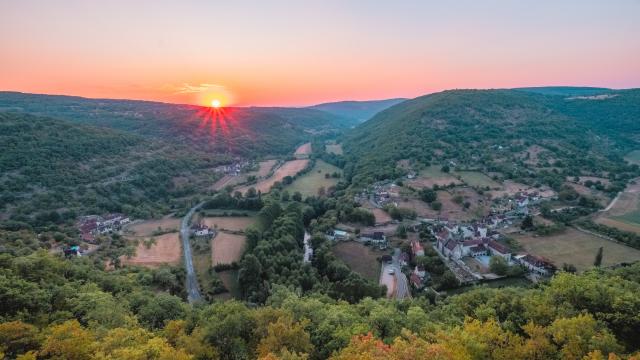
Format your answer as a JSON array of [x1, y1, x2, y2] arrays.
[[1, 0, 639, 107]]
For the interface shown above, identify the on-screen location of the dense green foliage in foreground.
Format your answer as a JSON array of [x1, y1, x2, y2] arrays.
[[342, 89, 640, 189], [1, 245, 640, 359]]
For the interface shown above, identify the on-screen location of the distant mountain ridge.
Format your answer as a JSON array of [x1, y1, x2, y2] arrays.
[[308, 98, 407, 123], [0, 91, 352, 156]]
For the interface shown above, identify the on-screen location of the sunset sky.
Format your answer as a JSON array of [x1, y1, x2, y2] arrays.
[[1, 0, 639, 107]]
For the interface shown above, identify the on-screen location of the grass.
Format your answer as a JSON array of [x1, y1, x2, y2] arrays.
[[286, 160, 342, 197], [454, 171, 501, 188], [511, 227, 640, 271], [624, 150, 640, 165], [612, 210, 640, 228], [332, 241, 384, 282], [325, 144, 343, 155]]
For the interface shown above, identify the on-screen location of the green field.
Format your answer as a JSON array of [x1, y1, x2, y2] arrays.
[[286, 160, 342, 197], [454, 171, 501, 188], [512, 228, 640, 271], [613, 209, 640, 228], [325, 143, 343, 155], [624, 150, 640, 165], [332, 241, 383, 282]]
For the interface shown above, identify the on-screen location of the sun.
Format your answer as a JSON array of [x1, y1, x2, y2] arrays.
[[211, 99, 221, 108]]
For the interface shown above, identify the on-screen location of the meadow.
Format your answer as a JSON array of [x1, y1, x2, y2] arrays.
[[511, 227, 640, 271], [286, 160, 342, 197], [332, 241, 383, 282]]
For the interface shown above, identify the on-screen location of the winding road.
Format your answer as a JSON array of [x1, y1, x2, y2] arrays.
[[181, 201, 205, 303]]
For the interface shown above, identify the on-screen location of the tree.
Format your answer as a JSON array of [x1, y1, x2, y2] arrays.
[[594, 247, 603, 267], [292, 192, 302, 202], [39, 320, 95, 360], [489, 256, 509, 276], [431, 201, 442, 211], [256, 318, 313, 358], [420, 189, 437, 203], [0, 321, 41, 358], [441, 165, 450, 173], [521, 215, 534, 230]]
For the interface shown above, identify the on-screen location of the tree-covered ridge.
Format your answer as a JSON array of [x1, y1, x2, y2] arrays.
[[342, 89, 640, 189], [1, 245, 640, 359], [0, 112, 230, 226], [0, 92, 351, 156]]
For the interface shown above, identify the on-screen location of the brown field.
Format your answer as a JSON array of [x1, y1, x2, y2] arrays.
[[325, 144, 343, 155], [202, 216, 255, 232], [126, 218, 180, 237], [370, 208, 392, 224], [237, 159, 309, 194], [294, 142, 312, 156], [212, 232, 246, 266], [255, 159, 278, 177], [122, 233, 181, 267], [566, 176, 611, 186], [332, 241, 382, 281], [511, 227, 640, 271]]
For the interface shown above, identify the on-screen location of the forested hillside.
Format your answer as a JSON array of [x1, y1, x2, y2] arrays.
[[0, 92, 350, 156], [342, 89, 640, 189], [0, 112, 228, 227]]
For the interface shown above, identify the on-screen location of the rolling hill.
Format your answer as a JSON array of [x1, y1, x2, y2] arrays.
[[0, 92, 351, 156], [308, 98, 406, 123], [342, 88, 640, 189], [0, 111, 233, 225]]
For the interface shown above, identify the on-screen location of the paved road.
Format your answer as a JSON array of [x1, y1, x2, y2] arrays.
[[303, 231, 313, 263], [379, 248, 411, 299], [181, 201, 205, 303]]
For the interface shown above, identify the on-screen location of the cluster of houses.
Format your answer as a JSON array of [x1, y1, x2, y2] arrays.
[[353, 181, 401, 208], [490, 188, 557, 217], [432, 220, 555, 276], [190, 223, 215, 239], [77, 214, 131, 243], [213, 159, 251, 177], [326, 229, 390, 250]]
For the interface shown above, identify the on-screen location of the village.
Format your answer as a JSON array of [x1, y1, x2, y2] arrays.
[[328, 175, 559, 297]]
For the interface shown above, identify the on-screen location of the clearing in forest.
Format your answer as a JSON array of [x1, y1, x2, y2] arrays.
[[294, 142, 312, 158], [332, 241, 382, 282], [325, 143, 343, 155]]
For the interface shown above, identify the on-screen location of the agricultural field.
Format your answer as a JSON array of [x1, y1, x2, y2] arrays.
[[596, 179, 640, 233], [237, 159, 309, 194], [286, 160, 342, 197], [332, 241, 383, 282], [210, 160, 278, 190], [121, 233, 181, 267], [406, 165, 462, 189], [124, 217, 180, 236], [325, 143, 343, 155], [202, 216, 255, 232], [624, 150, 640, 165], [511, 227, 640, 271], [396, 187, 488, 221], [454, 171, 501, 188], [488, 180, 556, 199], [294, 142, 312, 158], [211, 232, 246, 266]]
